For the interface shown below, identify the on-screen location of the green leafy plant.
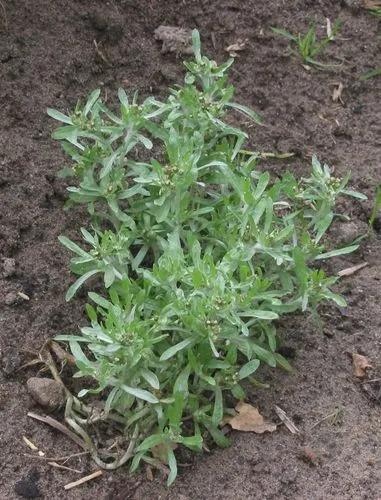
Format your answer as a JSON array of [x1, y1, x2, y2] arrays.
[[48, 30, 365, 484], [271, 21, 341, 68]]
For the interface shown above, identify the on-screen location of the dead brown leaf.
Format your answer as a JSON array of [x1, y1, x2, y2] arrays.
[[332, 82, 344, 103], [352, 353, 372, 378], [338, 262, 368, 277], [226, 401, 276, 433], [50, 341, 76, 366]]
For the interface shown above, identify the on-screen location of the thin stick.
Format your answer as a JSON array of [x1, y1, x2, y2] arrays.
[[27, 412, 88, 450], [93, 40, 110, 64], [64, 470, 103, 490], [23, 451, 89, 462], [23, 436, 39, 451], [48, 462, 82, 474], [309, 411, 338, 430], [0, 1, 7, 30]]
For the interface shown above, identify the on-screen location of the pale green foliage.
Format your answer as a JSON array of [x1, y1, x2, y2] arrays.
[[271, 20, 341, 68], [48, 30, 365, 484]]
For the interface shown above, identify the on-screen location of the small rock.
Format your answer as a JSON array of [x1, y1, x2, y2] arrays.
[[323, 328, 335, 338], [2, 257, 16, 277], [27, 377, 66, 411], [335, 221, 367, 246], [4, 291, 19, 306], [14, 470, 40, 498], [159, 64, 178, 82]]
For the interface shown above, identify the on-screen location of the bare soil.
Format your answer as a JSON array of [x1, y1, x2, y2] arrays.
[[0, 1, 380, 499]]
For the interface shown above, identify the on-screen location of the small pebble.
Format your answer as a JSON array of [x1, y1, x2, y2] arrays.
[[4, 292, 19, 306], [2, 257, 16, 277]]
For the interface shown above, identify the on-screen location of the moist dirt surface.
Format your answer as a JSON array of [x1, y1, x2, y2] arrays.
[[0, 1, 380, 499]]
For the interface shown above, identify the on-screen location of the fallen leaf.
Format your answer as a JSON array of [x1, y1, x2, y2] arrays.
[[338, 262, 368, 277], [274, 405, 300, 434], [50, 341, 76, 366], [332, 82, 344, 103], [352, 353, 372, 378], [226, 401, 276, 433], [225, 39, 247, 57]]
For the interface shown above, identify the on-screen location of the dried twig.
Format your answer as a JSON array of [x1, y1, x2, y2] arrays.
[[23, 436, 39, 451], [64, 470, 103, 490], [0, 1, 8, 30], [274, 405, 300, 434], [48, 462, 82, 474], [27, 412, 88, 450], [338, 262, 368, 277], [93, 39, 110, 64], [23, 451, 89, 462], [309, 408, 343, 429]]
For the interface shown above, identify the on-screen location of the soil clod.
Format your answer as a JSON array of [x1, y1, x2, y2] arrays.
[[27, 377, 66, 411], [14, 470, 41, 498], [154, 26, 193, 54]]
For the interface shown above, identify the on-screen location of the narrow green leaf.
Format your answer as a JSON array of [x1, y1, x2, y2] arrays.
[[315, 244, 359, 260], [238, 359, 260, 379], [160, 339, 192, 361], [84, 89, 101, 116], [58, 235, 89, 257], [136, 434, 164, 452], [167, 448, 178, 486], [47, 108, 73, 124], [212, 386, 223, 426], [226, 102, 263, 124], [121, 384, 159, 404], [66, 269, 100, 301], [141, 369, 160, 390]]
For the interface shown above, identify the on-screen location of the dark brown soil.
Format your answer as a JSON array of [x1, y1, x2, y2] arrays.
[[1, 1, 380, 499]]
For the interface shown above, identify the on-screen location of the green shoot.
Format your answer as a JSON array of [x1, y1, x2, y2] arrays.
[[271, 21, 342, 68]]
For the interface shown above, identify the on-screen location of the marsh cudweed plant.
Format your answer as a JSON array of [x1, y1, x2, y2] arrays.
[[48, 30, 365, 484]]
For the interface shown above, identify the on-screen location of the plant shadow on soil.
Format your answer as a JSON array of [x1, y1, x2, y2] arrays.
[[0, 1, 380, 499]]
